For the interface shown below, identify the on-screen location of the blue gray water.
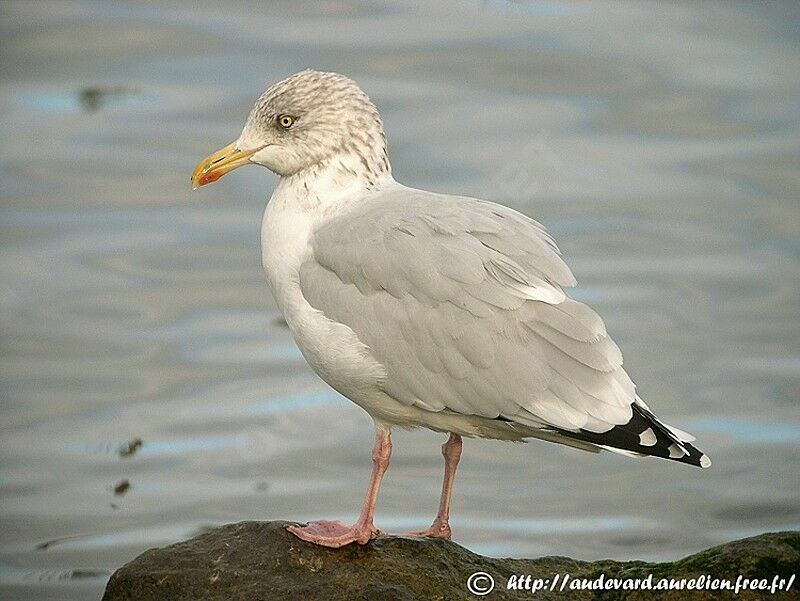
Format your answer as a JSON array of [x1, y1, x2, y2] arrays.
[[1, 1, 799, 599]]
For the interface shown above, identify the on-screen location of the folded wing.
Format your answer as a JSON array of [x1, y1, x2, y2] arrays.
[[299, 186, 707, 466]]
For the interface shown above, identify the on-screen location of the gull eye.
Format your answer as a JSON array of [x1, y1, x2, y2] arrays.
[[277, 114, 295, 129]]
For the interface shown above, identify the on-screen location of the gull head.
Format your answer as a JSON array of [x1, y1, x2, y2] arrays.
[[192, 70, 389, 188]]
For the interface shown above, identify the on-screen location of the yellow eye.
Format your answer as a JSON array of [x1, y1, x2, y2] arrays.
[[277, 114, 295, 129]]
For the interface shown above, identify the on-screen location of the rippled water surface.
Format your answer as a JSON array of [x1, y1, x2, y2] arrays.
[[1, 1, 799, 599]]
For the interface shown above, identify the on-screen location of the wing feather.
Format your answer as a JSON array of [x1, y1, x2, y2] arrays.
[[300, 186, 639, 438]]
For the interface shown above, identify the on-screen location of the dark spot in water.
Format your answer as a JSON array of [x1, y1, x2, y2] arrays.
[[78, 85, 137, 113], [255, 480, 269, 492], [67, 568, 109, 580], [272, 316, 289, 328], [118, 437, 143, 458], [35, 534, 85, 551], [110, 502, 119, 510], [113, 479, 130, 496]]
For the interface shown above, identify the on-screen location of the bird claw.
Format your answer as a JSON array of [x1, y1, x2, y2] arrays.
[[286, 519, 380, 548], [404, 520, 452, 540]]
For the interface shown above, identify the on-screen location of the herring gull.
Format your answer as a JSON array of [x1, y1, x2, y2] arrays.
[[191, 70, 710, 548]]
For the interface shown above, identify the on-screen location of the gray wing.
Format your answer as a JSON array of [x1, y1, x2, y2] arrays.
[[299, 185, 636, 435]]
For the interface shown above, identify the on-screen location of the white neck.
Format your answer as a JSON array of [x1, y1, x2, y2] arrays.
[[271, 152, 393, 216]]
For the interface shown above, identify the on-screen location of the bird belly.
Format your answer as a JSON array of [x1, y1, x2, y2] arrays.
[[287, 289, 386, 395]]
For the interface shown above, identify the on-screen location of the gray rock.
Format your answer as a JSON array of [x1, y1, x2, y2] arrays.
[[103, 521, 799, 600]]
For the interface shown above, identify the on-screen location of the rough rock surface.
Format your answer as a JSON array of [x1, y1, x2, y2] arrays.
[[103, 521, 798, 600]]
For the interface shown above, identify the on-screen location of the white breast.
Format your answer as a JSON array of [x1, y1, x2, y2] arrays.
[[260, 176, 388, 404]]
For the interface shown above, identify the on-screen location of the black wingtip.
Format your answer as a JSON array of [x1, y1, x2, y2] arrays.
[[554, 404, 711, 468]]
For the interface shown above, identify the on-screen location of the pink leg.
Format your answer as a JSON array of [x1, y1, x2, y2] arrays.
[[407, 433, 462, 540], [287, 424, 391, 548]]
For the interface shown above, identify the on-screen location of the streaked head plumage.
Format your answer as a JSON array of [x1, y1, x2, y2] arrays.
[[237, 70, 389, 178]]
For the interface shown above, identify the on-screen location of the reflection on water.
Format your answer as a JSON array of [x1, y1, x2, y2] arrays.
[[1, 1, 799, 599]]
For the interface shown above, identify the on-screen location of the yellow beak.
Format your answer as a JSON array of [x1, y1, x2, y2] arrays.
[[191, 142, 262, 189]]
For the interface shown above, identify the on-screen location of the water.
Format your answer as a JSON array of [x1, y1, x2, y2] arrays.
[[1, 1, 799, 599]]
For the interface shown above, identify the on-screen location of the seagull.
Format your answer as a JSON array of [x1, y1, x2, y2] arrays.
[[192, 70, 710, 548]]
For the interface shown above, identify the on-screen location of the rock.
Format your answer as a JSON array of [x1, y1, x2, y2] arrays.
[[103, 522, 799, 600]]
